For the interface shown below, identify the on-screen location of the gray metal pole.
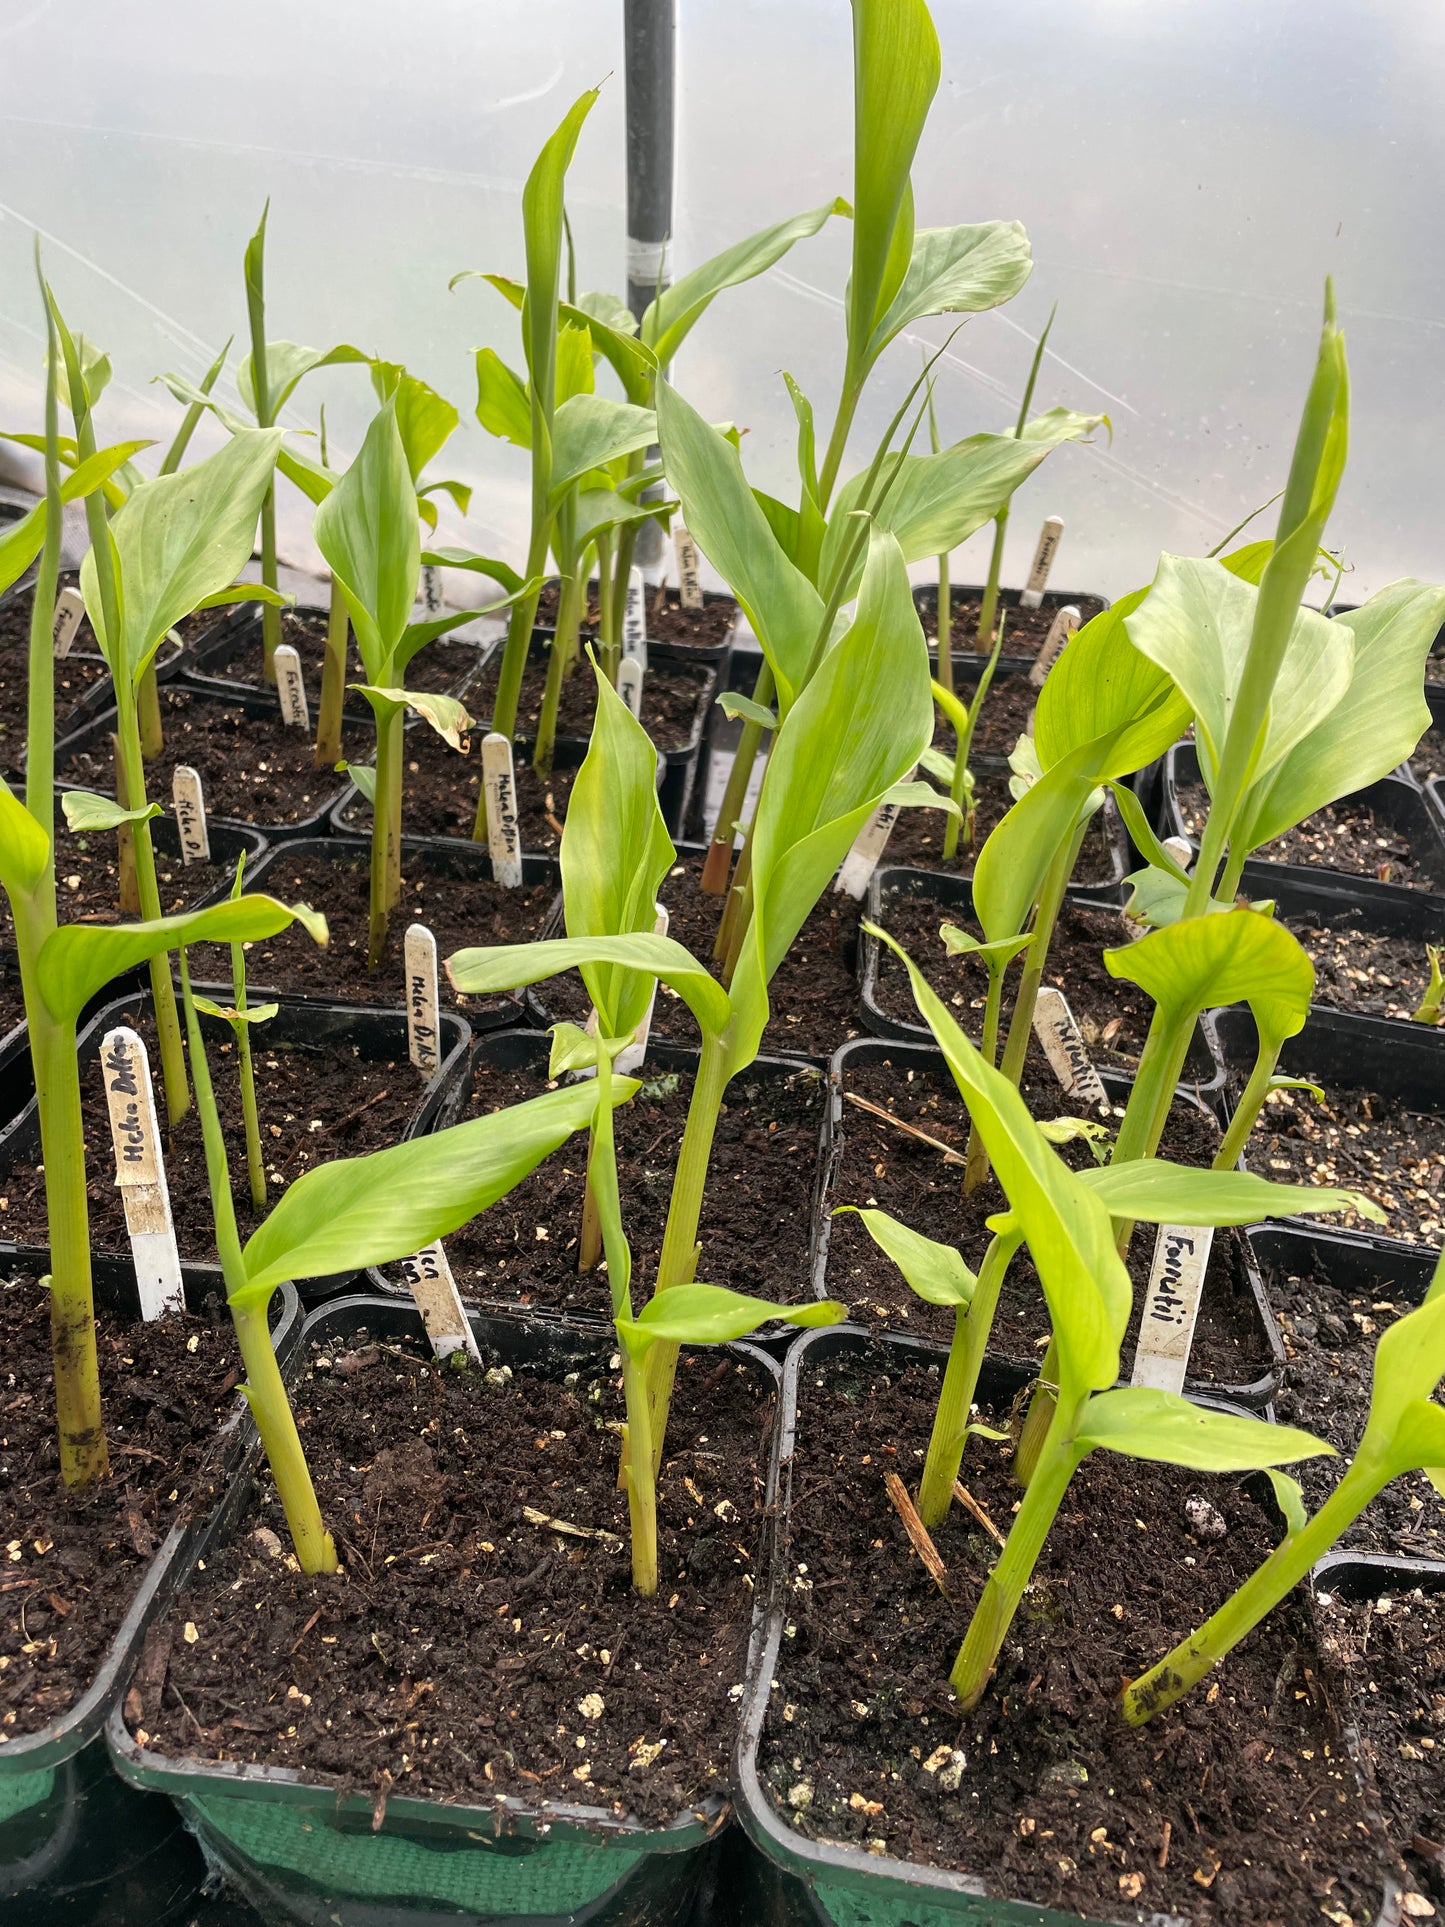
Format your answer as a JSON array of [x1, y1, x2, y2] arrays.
[[624, 0, 676, 325]]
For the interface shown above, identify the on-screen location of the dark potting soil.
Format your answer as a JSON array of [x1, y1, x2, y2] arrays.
[[1264, 1253, 1445, 1559], [1242, 1084, 1444, 1245], [0, 1282, 248, 1737], [826, 1056, 1267, 1387], [187, 848, 556, 1017], [1180, 779, 1431, 888], [920, 590, 1108, 653], [872, 891, 1163, 1067], [1409, 725, 1445, 784], [886, 770, 1116, 886], [335, 717, 577, 854], [1286, 915, 1436, 1023], [134, 1328, 772, 1823], [191, 607, 484, 698], [930, 670, 1036, 760], [469, 648, 708, 755], [1316, 1583, 1445, 1914], [2, 1007, 418, 1266], [761, 1356, 1387, 1924], [535, 580, 738, 651], [379, 1050, 825, 1314], [58, 685, 368, 829]]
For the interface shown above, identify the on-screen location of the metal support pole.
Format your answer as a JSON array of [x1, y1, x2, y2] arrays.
[[625, 0, 675, 574]]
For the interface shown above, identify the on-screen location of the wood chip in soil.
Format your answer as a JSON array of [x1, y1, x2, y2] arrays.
[[0, 1282, 252, 1736], [3, 1006, 420, 1267], [1243, 1084, 1445, 1244], [535, 580, 737, 651], [826, 1055, 1268, 1388], [469, 648, 708, 754], [762, 1352, 1388, 1924], [379, 1047, 825, 1314], [336, 718, 576, 853], [1180, 779, 1440, 889], [135, 1328, 772, 1824]]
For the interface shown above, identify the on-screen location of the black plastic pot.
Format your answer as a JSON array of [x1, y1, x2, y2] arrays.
[[238, 833, 558, 1031], [0, 985, 470, 1303], [106, 1292, 783, 1927], [0, 1259, 301, 1922], [1158, 741, 1445, 901], [911, 580, 1111, 655], [857, 865, 1223, 1094], [1207, 1002, 1445, 1261], [817, 1036, 1283, 1409]]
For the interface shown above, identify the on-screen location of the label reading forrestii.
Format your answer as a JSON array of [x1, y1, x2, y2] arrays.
[[1131, 1225, 1215, 1394], [1020, 516, 1064, 610], [1028, 603, 1080, 688], [273, 643, 310, 729]]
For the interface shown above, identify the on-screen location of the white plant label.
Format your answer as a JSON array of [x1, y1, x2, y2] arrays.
[[1019, 516, 1064, 609], [101, 1026, 183, 1321], [481, 731, 523, 888], [398, 1242, 480, 1363], [1028, 603, 1080, 689], [1131, 1225, 1215, 1393], [1031, 986, 1109, 1111], [420, 564, 445, 617], [52, 586, 86, 658], [836, 766, 915, 899], [623, 565, 648, 668], [273, 644, 309, 730], [1161, 834, 1194, 871], [171, 765, 210, 865], [674, 526, 704, 609], [404, 922, 441, 1077], [617, 653, 645, 721]]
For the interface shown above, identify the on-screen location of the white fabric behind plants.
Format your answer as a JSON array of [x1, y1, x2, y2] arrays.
[[0, 0, 1440, 605]]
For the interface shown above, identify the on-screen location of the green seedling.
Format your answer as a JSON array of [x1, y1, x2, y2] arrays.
[[1411, 944, 1444, 1024], [189, 856, 278, 1214], [923, 618, 1006, 862], [976, 306, 1056, 650]]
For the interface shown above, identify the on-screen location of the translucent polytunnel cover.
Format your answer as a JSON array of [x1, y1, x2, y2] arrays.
[[0, 0, 1440, 600]]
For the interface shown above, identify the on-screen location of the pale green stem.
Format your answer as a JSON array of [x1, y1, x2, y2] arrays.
[[976, 515, 1008, 651], [367, 701, 403, 967], [259, 487, 281, 681], [916, 1228, 1023, 1527], [533, 550, 580, 782], [935, 551, 953, 695], [1213, 1036, 1282, 1173], [314, 575, 349, 767], [1011, 1336, 1057, 1490], [113, 676, 189, 1124], [137, 661, 164, 758]]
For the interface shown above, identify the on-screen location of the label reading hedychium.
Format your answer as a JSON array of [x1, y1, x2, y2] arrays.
[[623, 565, 648, 668], [1020, 516, 1064, 609], [481, 732, 523, 888], [404, 922, 441, 1077], [1028, 604, 1080, 690], [1031, 986, 1109, 1111], [101, 1026, 183, 1321], [674, 526, 704, 609], [52, 586, 86, 658], [1131, 1225, 1215, 1393], [398, 1243, 480, 1363], [273, 643, 309, 729], [835, 765, 915, 899], [171, 765, 210, 864], [617, 653, 645, 721]]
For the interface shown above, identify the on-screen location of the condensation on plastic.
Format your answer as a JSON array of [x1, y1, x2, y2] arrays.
[[0, 1, 1442, 604]]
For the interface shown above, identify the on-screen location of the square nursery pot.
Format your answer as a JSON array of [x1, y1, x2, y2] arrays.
[[731, 1325, 1401, 1927], [106, 1293, 783, 1927], [1206, 1003, 1445, 1260], [535, 576, 741, 677], [910, 580, 1111, 676], [0, 1256, 301, 1870], [0, 986, 470, 1304], [856, 866, 1223, 1096], [1157, 741, 1445, 903], [237, 833, 560, 1030], [817, 1036, 1283, 1409]]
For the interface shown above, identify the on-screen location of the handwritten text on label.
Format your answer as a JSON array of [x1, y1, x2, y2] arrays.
[[1131, 1225, 1215, 1393], [52, 587, 86, 658], [1020, 516, 1064, 610], [481, 732, 523, 888], [274, 644, 309, 729], [404, 923, 441, 1076], [399, 1242, 481, 1362], [674, 526, 703, 609], [1031, 986, 1110, 1111], [171, 766, 210, 864], [101, 1026, 183, 1320]]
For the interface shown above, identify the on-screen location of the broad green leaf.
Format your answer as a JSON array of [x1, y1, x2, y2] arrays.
[[1077, 1160, 1383, 1226], [395, 594, 531, 677], [940, 925, 1034, 972], [0, 441, 151, 596], [1075, 1386, 1332, 1471], [616, 1283, 846, 1356], [1104, 906, 1312, 1051], [555, 323, 596, 407], [192, 583, 292, 615], [867, 221, 1034, 363], [1122, 862, 1237, 929], [370, 361, 458, 480], [882, 779, 961, 819], [0, 778, 50, 899], [239, 1075, 634, 1303], [419, 476, 472, 517], [718, 693, 778, 731], [422, 547, 525, 595], [1034, 589, 1189, 774], [572, 486, 667, 550], [520, 91, 600, 416], [1109, 781, 1191, 886], [237, 340, 370, 419], [575, 289, 639, 338], [39, 894, 327, 1026], [351, 685, 471, 751], [192, 994, 279, 1027], [642, 200, 849, 366], [313, 399, 419, 676], [340, 761, 376, 805], [549, 395, 657, 501], [1265, 1467, 1309, 1536], [60, 791, 161, 834], [656, 377, 824, 711], [833, 1206, 975, 1307], [848, 0, 939, 361], [447, 932, 731, 1042], [468, 275, 661, 407], [79, 429, 284, 685], [753, 487, 803, 566], [562, 662, 675, 1037]]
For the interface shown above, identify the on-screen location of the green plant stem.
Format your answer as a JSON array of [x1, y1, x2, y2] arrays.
[[976, 515, 1008, 651], [595, 544, 617, 685], [471, 527, 551, 841], [1123, 1456, 1386, 1725], [314, 575, 349, 767], [231, 944, 265, 1216], [936, 551, 953, 694], [179, 955, 336, 1574], [137, 662, 164, 758], [1212, 1038, 1280, 1173], [1011, 1337, 1057, 1489], [916, 1228, 1022, 1527], [367, 701, 404, 967], [1216, 841, 1249, 903], [1110, 1004, 1195, 1167], [951, 1399, 1082, 1707], [259, 488, 281, 682], [817, 367, 862, 512], [113, 680, 189, 1123], [533, 553, 580, 781], [716, 838, 755, 976], [701, 661, 774, 896], [979, 965, 1006, 1067]]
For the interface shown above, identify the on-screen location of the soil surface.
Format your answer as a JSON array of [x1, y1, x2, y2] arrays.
[[187, 606, 484, 698], [535, 580, 738, 651], [918, 589, 1108, 653], [886, 770, 1118, 886], [1317, 1581, 1445, 1915], [761, 1352, 1387, 1924], [378, 1046, 826, 1314], [1263, 1249, 1445, 1558], [58, 685, 368, 830], [0, 1282, 251, 1736], [825, 1054, 1269, 1389], [469, 647, 710, 754], [930, 670, 1037, 760], [1408, 725, 1445, 784], [1180, 778, 1439, 889], [335, 718, 577, 854], [3, 1006, 421, 1268], [135, 1326, 772, 1823], [1287, 915, 1437, 1022], [1241, 1084, 1444, 1245], [187, 847, 557, 1018]]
